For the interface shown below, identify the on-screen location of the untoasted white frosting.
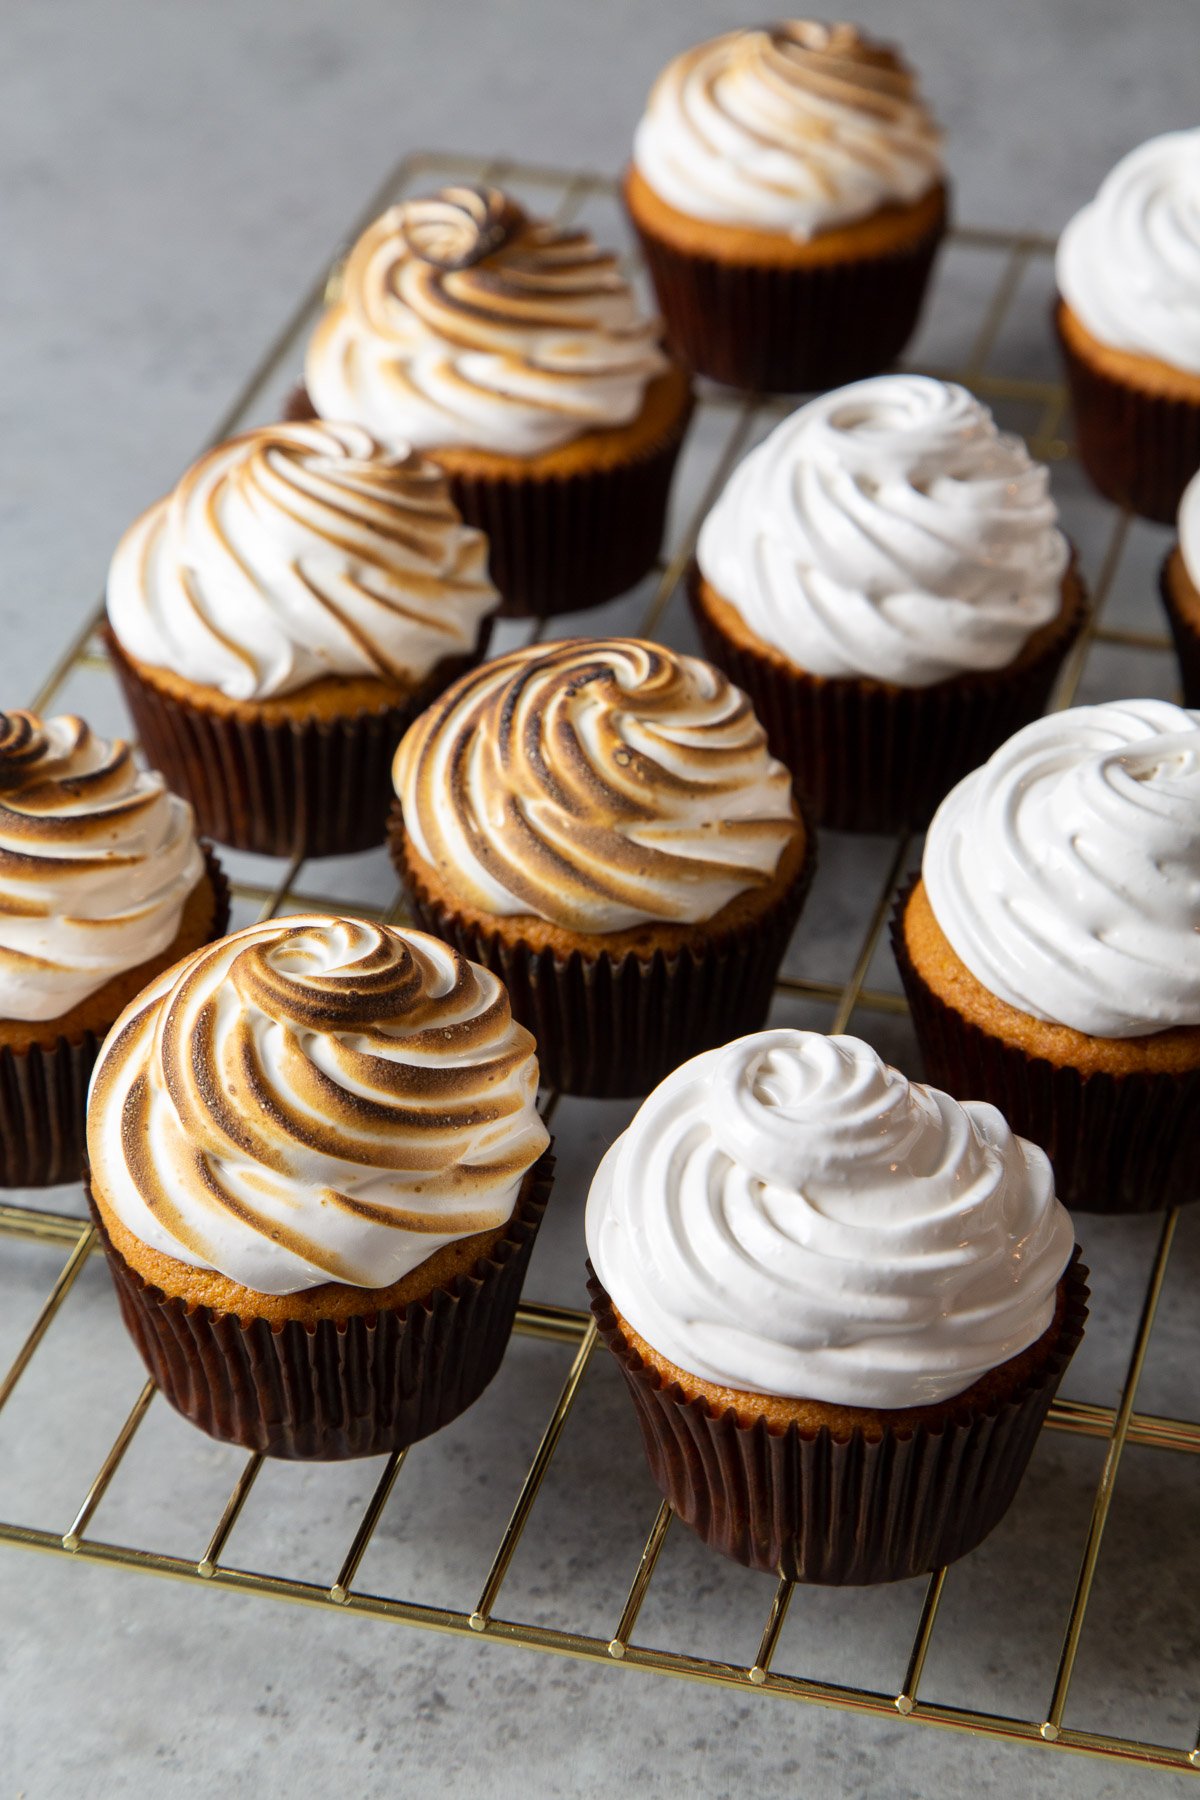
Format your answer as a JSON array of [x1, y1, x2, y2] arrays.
[[87, 916, 549, 1295], [106, 421, 496, 702], [696, 376, 1069, 686], [0, 711, 204, 1023], [1180, 466, 1200, 588], [923, 700, 1200, 1039], [1056, 128, 1200, 374], [586, 1030, 1072, 1409], [632, 21, 942, 239]]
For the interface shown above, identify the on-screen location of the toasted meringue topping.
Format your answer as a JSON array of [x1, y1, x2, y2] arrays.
[[87, 916, 550, 1295], [0, 710, 204, 1022], [106, 420, 497, 702], [401, 185, 527, 270], [632, 20, 943, 238], [393, 638, 799, 933], [305, 191, 670, 457]]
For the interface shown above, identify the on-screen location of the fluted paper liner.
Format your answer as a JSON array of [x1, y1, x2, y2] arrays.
[[389, 810, 816, 1098], [588, 1256, 1088, 1586], [627, 190, 946, 394], [88, 1150, 553, 1460], [106, 625, 486, 859], [0, 847, 230, 1191], [892, 882, 1200, 1214], [689, 562, 1088, 833], [1056, 302, 1200, 524], [284, 383, 691, 621], [1159, 548, 1200, 707]]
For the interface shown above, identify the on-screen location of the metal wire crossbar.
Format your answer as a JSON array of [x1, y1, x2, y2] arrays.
[[1, 151, 1195, 1780]]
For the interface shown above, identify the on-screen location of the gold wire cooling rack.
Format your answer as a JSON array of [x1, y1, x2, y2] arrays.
[[2, 150, 1196, 1781]]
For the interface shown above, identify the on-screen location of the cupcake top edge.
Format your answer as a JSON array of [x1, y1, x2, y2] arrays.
[[584, 1028, 1073, 1410], [1055, 127, 1200, 375], [105, 419, 498, 703], [0, 708, 204, 1024], [696, 374, 1070, 687], [85, 914, 550, 1296], [922, 698, 1200, 1039], [392, 636, 801, 935], [304, 185, 670, 460], [1180, 466, 1200, 589], [632, 20, 943, 240]]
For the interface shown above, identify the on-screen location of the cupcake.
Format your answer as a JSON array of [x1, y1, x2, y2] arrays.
[[0, 709, 227, 1188], [1160, 467, 1200, 704], [1055, 129, 1200, 522], [105, 420, 497, 858], [624, 21, 947, 393], [389, 638, 814, 1097], [894, 701, 1200, 1214], [85, 915, 553, 1458], [690, 376, 1087, 831], [299, 184, 692, 618], [586, 1029, 1085, 1584]]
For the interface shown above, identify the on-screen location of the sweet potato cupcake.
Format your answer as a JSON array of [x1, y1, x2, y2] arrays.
[[1160, 467, 1200, 704], [586, 1028, 1085, 1584], [1055, 129, 1200, 522], [0, 708, 227, 1188], [300, 185, 692, 618], [389, 638, 814, 1097], [894, 701, 1200, 1213], [85, 915, 553, 1458], [105, 419, 497, 857], [690, 375, 1087, 831], [624, 21, 947, 392]]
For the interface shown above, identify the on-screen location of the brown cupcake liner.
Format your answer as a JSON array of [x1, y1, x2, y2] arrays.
[[284, 382, 692, 621], [588, 1254, 1088, 1585], [388, 809, 816, 1099], [105, 624, 488, 859], [1055, 301, 1200, 524], [87, 1148, 554, 1460], [688, 562, 1088, 834], [1159, 548, 1200, 707], [628, 195, 947, 394], [891, 881, 1200, 1214], [0, 846, 230, 1191]]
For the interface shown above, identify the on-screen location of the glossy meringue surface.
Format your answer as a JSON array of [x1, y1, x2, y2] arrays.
[[586, 1029, 1072, 1408]]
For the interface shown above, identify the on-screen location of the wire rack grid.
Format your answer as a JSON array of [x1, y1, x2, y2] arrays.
[[1, 149, 1197, 1782]]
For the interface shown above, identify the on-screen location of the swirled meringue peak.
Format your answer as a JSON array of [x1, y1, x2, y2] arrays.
[[393, 638, 798, 933], [924, 700, 1200, 1038], [0, 711, 203, 1022], [106, 421, 497, 702], [697, 375, 1069, 686], [304, 186, 669, 458], [586, 1030, 1072, 1408], [1180, 466, 1200, 588], [87, 916, 550, 1296], [632, 21, 942, 238], [1056, 129, 1200, 373]]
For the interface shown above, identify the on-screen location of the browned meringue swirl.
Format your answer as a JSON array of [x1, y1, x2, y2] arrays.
[[0, 710, 202, 1022], [632, 20, 943, 237], [401, 184, 527, 270], [393, 638, 798, 933], [86, 916, 549, 1295], [304, 188, 669, 456], [106, 420, 497, 701]]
